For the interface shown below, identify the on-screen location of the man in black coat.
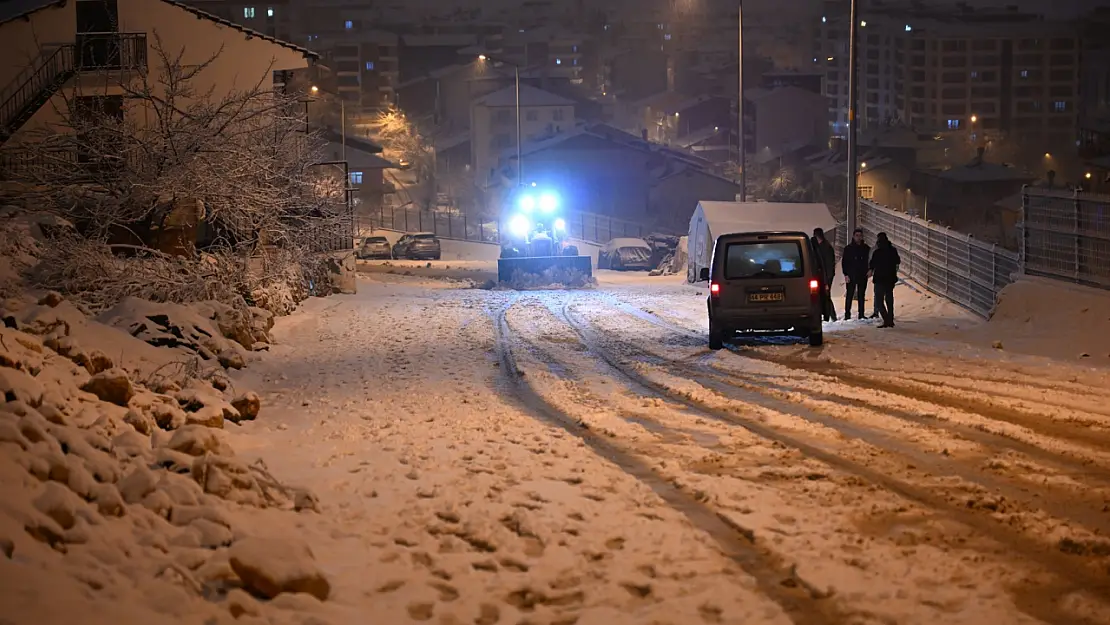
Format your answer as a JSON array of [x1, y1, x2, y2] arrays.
[[812, 227, 838, 322], [869, 232, 901, 328], [840, 228, 870, 320]]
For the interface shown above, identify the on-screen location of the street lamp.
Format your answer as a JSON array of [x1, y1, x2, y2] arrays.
[[478, 54, 523, 186], [310, 84, 346, 162], [737, 2, 746, 201], [846, 0, 861, 233]]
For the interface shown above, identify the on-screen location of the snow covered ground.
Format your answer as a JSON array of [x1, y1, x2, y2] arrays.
[[209, 263, 1110, 625]]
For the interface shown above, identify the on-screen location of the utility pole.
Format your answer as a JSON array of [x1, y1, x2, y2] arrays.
[[737, 1, 745, 201], [845, 0, 860, 235]]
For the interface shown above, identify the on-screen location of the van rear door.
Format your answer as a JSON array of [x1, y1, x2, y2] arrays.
[[715, 236, 813, 313]]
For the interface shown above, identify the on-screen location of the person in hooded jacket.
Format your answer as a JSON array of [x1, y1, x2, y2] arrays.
[[840, 228, 870, 320], [811, 227, 838, 322], [868, 232, 901, 328]]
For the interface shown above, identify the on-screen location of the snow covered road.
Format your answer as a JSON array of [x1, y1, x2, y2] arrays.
[[229, 273, 1110, 625]]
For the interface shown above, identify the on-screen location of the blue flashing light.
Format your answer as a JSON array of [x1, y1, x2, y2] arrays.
[[509, 214, 530, 237], [518, 194, 536, 212], [538, 192, 558, 213]]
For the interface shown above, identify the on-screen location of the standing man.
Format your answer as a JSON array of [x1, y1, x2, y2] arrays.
[[868, 232, 901, 328], [812, 228, 838, 322], [840, 228, 870, 320]]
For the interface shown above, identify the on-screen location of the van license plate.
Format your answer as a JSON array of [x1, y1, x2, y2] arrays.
[[749, 292, 785, 303]]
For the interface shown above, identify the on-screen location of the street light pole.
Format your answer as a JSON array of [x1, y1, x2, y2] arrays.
[[846, 0, 861, 235], [738, 1, 745, 201], [479, 54, 524, 186], [310, 85, 345, 161]]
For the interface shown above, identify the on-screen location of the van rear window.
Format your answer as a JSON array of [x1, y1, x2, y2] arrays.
[[723, 241, 804, 280]]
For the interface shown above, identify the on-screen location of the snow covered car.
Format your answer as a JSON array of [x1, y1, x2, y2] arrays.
[[392, 233, 442, 260], [356, 236, 392, 260], [598, 237, 653, 271]]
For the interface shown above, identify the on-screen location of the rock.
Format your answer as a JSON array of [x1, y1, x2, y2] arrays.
[[185, 406, 225, 429], [1, 367, 45, 406], [209, 372, 229, 392], [118, 465, 160, 504], [80, 369, 134, 406], [33, 482, 82, 530], [63, 455, 97, 499], [218, 351, 245, 370], [991, 340, 1004, 349], [84, 350, 114, 375], [191, 454, 263, 504], [151, 401, 187, 430], [37, 402, 69, 426], [37, 292, 64, 307], [294, 489, 319, 513], [153, 447, 196, 475], [141, 490, 173, 518], [190, 518, 234, 548], [229, 537, 331, 601], [230, 392, 260, 422], [24, 512, 65, 547], [157, 472, 204, 506], [226, 588, 261, 618], [166, 425, 234, 457], [123, 409, 156, 435], [91, 483, 125, 516], [112, 429, 151, 458]]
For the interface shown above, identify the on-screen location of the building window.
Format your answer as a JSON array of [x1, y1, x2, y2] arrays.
[[243, 7, 255, 18], [555, 58, 562, 65], [970, 70, 978, 80], [857, 185, 875, 199], [266, 7, 273, 17], [572, 58, 578, 66], [350, 171, 363, 184], [947, 119, 961, 130], [1020, 69, 1029, 79], [664, 33, 671, 40], [344, 20, 353, 29], [1054, 101, 1067, 112], [365, 61, 375, 70], [572, 45, 578, 52], [553, 108, 565, 121]]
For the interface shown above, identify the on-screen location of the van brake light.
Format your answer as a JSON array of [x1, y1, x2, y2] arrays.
[[809, 279, 819, 292], [709, 282, 720, 295]]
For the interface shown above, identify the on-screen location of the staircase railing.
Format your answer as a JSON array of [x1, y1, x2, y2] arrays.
[[0, 44, 74, 130]]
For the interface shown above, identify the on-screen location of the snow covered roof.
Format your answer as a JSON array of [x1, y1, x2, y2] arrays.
[[475, 84, 574, 108], [604, 237, 650, 251], [0, 0, 63, 24], [695, 201, 837, 237]]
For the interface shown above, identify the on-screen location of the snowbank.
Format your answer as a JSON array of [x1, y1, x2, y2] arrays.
[[0, 292, 328, 624], [980, 277, 1110, 363]]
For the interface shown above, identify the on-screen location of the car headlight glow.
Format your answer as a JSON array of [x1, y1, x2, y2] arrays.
[[518, 194, 535, 212], [538, 193, 558, 213], [553, 218, 566, 231], [509, 214, 530, 237]]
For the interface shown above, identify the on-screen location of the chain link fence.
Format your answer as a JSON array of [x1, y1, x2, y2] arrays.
[[1021, 187, 1110, 289], [360, 202, 653, 245], [855, 199, 1020, 317]]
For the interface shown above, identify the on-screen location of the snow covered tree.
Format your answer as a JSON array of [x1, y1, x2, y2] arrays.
[[0, 33, 347, 310], [372, 105, 436, 209]]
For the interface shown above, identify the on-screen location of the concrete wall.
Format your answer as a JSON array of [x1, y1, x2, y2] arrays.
[[0, 2, 77, 94]]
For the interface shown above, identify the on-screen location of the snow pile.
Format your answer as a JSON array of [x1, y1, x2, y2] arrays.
[[500, 267, 596, 290], [0, 292, 328, 623], [984, 277, 1110, 362], [0, 208, 70, 300]]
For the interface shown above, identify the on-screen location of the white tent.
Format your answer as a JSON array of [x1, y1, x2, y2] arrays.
[[687, 201, 838, 282]]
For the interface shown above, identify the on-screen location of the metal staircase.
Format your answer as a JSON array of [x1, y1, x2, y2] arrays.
[[0, 45, 76, 145]]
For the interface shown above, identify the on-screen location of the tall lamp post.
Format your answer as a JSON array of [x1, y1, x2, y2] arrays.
[[845, 0, 861, 235], [478, 54, 522, 186], [737, 2, 746, 201], [310, 84, 346, 162]]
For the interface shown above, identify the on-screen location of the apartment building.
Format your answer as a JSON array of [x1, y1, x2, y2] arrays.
[[490, 26, 591, 85], [816, 13, 907, 136], [470, 83, 575, 185], [182, 0, 294, 41]]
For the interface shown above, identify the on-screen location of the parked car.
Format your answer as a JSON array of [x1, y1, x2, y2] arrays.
[[392, 233, 442, 260], [598, 237, 653, 271], [357, 236, 392, 260], [702, 231, 825, 349]]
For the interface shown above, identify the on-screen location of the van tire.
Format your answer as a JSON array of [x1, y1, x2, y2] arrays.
[[809, 331, 824, 347], [708, 320, 724, 350]]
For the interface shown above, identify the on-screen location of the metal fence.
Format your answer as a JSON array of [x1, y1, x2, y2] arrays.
[[360, 202, 653, 246], [1021, 187, 1110, 289], [857, 199, 1021, 317]]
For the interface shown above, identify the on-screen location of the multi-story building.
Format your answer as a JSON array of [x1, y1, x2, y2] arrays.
[[181, 0, 296, 41], [815, 2, 1080, 161], [486, 26, 591, 85], [469, 83, 575, 185]]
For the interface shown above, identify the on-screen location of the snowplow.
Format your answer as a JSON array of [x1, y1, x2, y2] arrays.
[[497, 187, 593, 286]]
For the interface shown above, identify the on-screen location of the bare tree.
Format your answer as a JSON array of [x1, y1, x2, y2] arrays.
[[755, 167, 813, 202], [372, 105, 436, 209], [1, 33, 346, 310]]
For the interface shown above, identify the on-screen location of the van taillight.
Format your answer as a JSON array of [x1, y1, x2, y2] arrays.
[[710, 282, 720, 296], [809, 279, 819, 292]]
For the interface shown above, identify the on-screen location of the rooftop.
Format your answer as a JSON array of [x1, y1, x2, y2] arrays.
[[476, 83, 574, 108]]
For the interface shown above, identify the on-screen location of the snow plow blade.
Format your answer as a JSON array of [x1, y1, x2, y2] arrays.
[[497, 255, 594, 288]]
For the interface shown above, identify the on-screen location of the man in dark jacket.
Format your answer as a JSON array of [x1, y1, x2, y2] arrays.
[[812, 227, 838, 322], [868, 232, 901, 328], [840, 228, 870, 320]]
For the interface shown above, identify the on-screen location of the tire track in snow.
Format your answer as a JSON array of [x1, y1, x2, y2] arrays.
[[490, 295, 849, 625], [595, 291, 1110, 479], [559, 293, 1110, 625]]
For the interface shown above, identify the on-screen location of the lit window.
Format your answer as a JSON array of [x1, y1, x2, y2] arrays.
[[365, 61, 375, 70], [572, 45, 578, 52], [664, 33, 671, 40], [905, 24, 912, 31], [970, 71, 978, 79], [1020, 69, 1029, 78], [857, 185, 875, 199], [572, 58, 578, 66], [1054, 101, 1067, 112], [243, 7, 255, 18], [350, 172, 363, 184], [822, 16, 826, 23], [970, 133, 977, 142], [344, 20, 353, 29], [266, 7, 273, 17], [947, 119, 961, 130], [556, 58, 562, 65]]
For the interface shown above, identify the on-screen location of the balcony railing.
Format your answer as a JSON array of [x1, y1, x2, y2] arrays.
[[75, 32, 147, 72]]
